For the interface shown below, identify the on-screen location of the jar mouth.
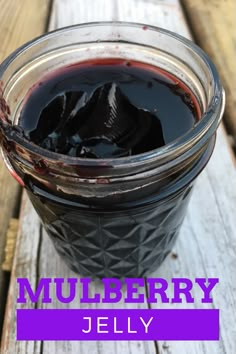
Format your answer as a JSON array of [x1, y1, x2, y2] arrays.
[[0, 21, 225, 174]]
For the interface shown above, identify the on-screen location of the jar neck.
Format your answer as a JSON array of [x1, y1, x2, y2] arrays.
[[24, 135, 215, 209]]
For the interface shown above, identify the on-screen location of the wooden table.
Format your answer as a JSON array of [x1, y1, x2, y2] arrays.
[[1, 0, 236, 353]]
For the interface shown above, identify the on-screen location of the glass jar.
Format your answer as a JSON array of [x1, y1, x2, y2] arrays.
[[0, 22, 225, 277]]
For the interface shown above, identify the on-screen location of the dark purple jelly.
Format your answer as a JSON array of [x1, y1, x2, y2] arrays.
[[17, 59, 204, 278], [19, 59, 199, 159]]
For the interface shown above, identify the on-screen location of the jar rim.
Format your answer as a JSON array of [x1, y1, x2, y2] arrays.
[[0, 21, 225, 171]]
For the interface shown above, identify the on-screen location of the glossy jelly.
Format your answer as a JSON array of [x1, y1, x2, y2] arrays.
[[19, 59, 199, 158]]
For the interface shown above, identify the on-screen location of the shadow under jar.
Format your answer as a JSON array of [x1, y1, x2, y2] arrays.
[[0, 22, 225, 278]]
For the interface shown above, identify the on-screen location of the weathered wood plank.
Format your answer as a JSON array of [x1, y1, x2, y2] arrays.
[[150, 128, 236, 354], [0, 0, 50, 60], [182, 0, 236, 144], [1, 194, 42, 353], [1, 0, 236, 353], [49, 0, 191, 35], [0, 0, 51, 337]]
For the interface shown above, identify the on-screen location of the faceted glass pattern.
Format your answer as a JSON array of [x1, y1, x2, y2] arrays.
[[28, 185, 192, 278]]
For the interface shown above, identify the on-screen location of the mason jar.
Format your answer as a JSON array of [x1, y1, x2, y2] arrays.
[[0, 22, 225, 277]]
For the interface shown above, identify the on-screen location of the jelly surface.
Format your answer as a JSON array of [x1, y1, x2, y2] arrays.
[[19, 59, 198, 158]]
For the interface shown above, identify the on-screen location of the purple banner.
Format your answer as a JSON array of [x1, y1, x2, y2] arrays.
[[17, 309, 219, 341]]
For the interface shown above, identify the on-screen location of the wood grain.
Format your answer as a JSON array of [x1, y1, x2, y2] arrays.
[[1, 0, 236, 353], [181, 0, 236, 143], [0, 0, 51, 336]]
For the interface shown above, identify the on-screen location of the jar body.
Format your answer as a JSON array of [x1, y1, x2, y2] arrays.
[[0, 23, 225, 277], [28, 184, 192, 277]]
